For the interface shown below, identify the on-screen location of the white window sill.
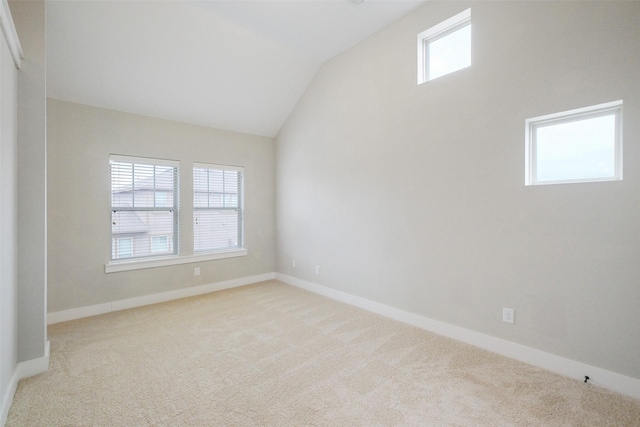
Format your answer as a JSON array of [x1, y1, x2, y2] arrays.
[[105, 249, 247, 273]]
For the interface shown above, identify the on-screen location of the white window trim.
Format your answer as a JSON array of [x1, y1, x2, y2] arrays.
[[525, 100, 623, 186], [105, 249, 248, 273], [107, 157, 249, 273], [417, 8, 471, 84], [110, 154, 179, 168]]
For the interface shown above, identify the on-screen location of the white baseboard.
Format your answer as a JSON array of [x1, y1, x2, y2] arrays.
[[1, 341, 50, 427], [48, 273, 276, 324], [275, 273, 640, 401], [0, 373, 17, 427], [14, 340, 50, 380]]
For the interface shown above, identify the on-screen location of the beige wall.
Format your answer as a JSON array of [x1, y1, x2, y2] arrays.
[[47, 99, 276, 312], [276, 2, 640, 379]]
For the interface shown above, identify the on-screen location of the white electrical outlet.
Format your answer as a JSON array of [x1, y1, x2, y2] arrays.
[[292, 260, 296, 268], [315, 265, 320, 275], [502, 307, 514, 324], [194, 267, 200, 276]]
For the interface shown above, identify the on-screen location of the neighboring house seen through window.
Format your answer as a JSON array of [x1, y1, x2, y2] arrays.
[[113, 238, 133, 259], [110, 155, 179, 261]]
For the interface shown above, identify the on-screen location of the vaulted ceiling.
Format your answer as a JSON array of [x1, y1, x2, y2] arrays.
[[46, 0, 426, 138]]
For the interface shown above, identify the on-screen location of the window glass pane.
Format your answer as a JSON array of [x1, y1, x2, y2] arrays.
[[194, 168, 208, 193], [155, 167, 175, 194], [536, 114, 616, 182], [117, 238, 132, 259], [111, 210, 174, 259], [224, 170, 238, 189], [428, 24, 471, 80], [209, 169, 224, 193], [112, 192, 132, 208], [151, 236, 169, 253], [112, 210, 150, 235], [225, 194, 238, 208], [111, 162, 133, 207], [194, 192, 208, 208], [194, 165, 244, 254], [132, 164, 152, 207], [209, 193, 223, 208], [154, 192, 168, 207], [194, 210, 240, 252], [223, 171, 238, 207]]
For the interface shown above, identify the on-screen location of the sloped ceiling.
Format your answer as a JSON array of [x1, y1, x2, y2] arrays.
[[46, 0, 426, 137]]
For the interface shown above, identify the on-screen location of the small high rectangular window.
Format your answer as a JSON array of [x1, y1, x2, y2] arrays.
[[418, 8, 471, 84], [110, 155, 179, 261], [193, 163, 244, 254], [525, 100, 623, 186]]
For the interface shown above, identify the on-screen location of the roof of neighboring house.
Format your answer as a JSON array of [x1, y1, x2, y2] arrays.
[[112, 210, 150, 235], [112, 167, 175, 194]]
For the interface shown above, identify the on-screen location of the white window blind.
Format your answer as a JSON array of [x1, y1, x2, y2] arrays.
[[193, 163, 244, 254], [110, 155, 179, 261]]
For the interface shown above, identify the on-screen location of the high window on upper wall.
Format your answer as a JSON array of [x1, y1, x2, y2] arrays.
[[418, 8, 471, 84], [525, 100, 623, 186], [193, 163, 245, 254], [110, 155, 179, 261]]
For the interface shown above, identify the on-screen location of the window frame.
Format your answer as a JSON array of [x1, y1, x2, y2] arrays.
[[525, 100, 623, 186], [417, 8, 471, 84], [105, 157, 248, 274], [109, 155, 180, 262], [193, 162, 245, 255]]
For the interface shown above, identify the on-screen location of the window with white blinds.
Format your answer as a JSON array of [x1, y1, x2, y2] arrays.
[[110, 155, 179, 261], [193, 163, 244, 254]]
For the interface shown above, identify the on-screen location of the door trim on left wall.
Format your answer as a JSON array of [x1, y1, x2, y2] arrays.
[[0, 341, 49, 426]]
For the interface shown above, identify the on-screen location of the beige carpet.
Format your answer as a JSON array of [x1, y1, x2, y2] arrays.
[[7, 280, 640, 426]]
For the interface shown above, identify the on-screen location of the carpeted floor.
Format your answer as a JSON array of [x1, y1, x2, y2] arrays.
[[7, 280, 640, 426]]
